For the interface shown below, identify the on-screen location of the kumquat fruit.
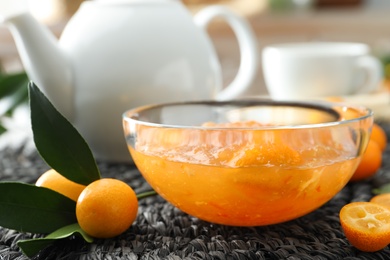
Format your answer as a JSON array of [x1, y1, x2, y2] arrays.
[[76, 178, 138, 238], [371, 123, 388, 152], [340, 202, 390, 252], [36, 169, 86, 201], [350, 139, 382, 182], [370, 193, 390, 209]]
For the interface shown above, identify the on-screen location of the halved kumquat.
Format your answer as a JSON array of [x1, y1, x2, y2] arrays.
[[340, 202, 390, 252], [370, 193, 390, 209]]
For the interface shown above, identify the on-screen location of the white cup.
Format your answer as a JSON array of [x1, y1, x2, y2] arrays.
[[262, 42, 383, 100]]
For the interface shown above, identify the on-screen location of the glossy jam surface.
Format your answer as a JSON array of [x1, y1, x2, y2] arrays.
[[129, 120, 362, 226]]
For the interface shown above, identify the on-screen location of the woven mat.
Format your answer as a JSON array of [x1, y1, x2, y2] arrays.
[[1, 125, 390, 260]]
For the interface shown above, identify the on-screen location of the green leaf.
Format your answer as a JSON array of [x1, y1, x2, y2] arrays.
[[17, 223, 93, 258], [0, 182, 76, 234], [0, 78, 28, 116], [28, 82, 101, 185], [0, 124, 6, 135], [0, 72, 28, 98], [0, 72, 28, 119], [373, 183, 390, 195]]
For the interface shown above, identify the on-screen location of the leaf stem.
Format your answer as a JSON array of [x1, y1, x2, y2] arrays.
[[136, 190, 157, 200]]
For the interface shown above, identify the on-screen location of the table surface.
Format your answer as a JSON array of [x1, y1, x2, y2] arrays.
[[0, 124, 390, 260]]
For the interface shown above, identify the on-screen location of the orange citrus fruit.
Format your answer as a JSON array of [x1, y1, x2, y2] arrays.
[[340, 201, 390, 252], [76, 178, 138, 238], [370, 193, 390, 208], [371, 123, 387, 152], [36, 169, 86, 201], [350, 139, 382, 182]]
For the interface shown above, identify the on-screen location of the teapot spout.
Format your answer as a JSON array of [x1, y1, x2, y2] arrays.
[[3, 12, 74, 120]]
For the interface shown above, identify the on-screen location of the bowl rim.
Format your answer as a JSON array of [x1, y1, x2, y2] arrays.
[[122, 99, 373, 130]]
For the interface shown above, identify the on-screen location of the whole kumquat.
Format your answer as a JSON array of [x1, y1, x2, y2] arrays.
[[350, 139, 382, 182], [36, 169, 86, 201], [371, 123, 388, 152], [76, 178, 138, 238], [370, 193, 390, 208], [339, 202, 390, 252]]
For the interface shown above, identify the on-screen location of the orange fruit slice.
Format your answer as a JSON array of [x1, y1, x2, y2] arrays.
[[370, 193, 390, 208], [340, 202, 390, 252]]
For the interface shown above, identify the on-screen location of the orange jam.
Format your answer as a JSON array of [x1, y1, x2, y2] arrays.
[[130, 121, 360, 226]]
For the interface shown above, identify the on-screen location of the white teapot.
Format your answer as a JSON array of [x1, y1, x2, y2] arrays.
[[1, 0, 258, 162]]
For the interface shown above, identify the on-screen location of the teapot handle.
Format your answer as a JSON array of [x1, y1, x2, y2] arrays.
[[194, 6, 258, 100]]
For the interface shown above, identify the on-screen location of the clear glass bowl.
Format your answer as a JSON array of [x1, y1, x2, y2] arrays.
[[123, 99, 373, 226]]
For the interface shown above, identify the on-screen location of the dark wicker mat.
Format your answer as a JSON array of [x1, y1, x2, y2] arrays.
[[1, 124, 390, 260]]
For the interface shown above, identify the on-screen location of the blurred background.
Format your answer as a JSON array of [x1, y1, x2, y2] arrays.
[[1, 0, 390, 96]]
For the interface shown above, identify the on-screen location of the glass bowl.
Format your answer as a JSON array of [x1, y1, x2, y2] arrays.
[[122, 99, 373, 226]]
